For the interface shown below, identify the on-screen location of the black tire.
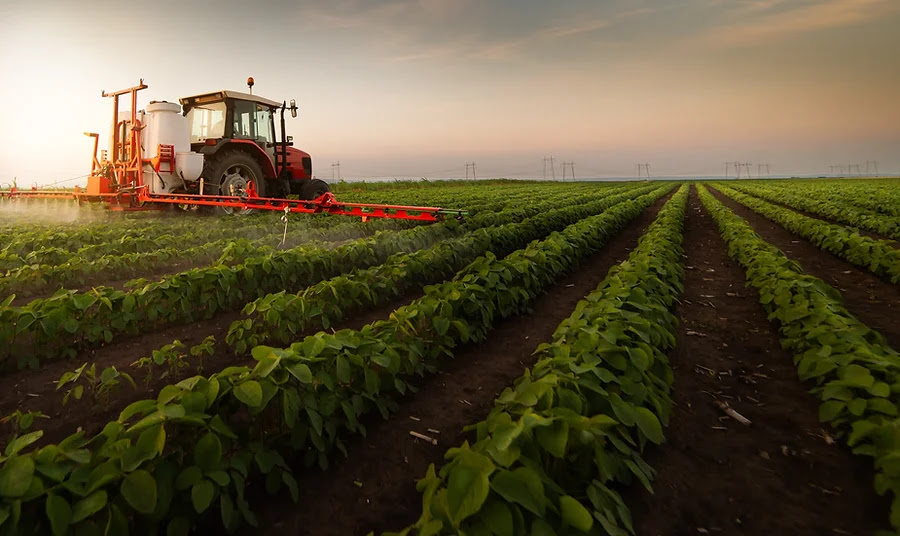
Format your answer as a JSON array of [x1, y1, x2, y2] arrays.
[[299, 178, 330, 200], [202, 150, 266, 214]]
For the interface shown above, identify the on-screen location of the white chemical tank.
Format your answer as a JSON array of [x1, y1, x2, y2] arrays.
[[141, 101, 204, 194], [176, 152, 204, 182], [143, 101, 189, 156]]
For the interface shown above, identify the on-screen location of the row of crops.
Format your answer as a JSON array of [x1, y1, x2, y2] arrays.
[[0, 178, 897, 535]]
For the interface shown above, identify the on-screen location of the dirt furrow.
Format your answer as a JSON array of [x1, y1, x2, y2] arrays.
[[708, 186, 900, 350], [626, 186, 886, 536], [247, 194, 673, 536]]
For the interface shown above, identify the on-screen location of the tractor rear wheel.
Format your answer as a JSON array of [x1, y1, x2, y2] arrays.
[[204, 150, 267, 215], [299, 178, 330, 200]]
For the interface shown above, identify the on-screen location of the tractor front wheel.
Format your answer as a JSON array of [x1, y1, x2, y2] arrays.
[[299, 178, 330, 200]]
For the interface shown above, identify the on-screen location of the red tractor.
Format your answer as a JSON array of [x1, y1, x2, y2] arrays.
[[180, 81, 331, 205], [2, 79, 462, 222]]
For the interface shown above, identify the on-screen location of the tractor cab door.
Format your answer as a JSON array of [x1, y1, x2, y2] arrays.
[[231, 100, 277, 168]]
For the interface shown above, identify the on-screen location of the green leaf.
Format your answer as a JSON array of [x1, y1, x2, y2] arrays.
[[120, 470, 158, 514], [870, 382, 891, 398], [627, 347, 650, 371], [335, 355, 351, 383], [45, 494, 72, 536], [633, 407, 664, 444], [847, 398, 867, 417], [122, 423, 166, 472], [194, 433, 222, 472], [559, 495, 593, 532], [175, 466, 203, 491], [818, 400, 845, 422], [0, 455, 35, 497], [490, 467, 545, 516], [4, 430, 43, 457], [191, 480, 215, 514], [286, 362, 313, 384], [71, 490, 107, 523], [433, 316, 450, 336], [840, 364, 874, 388], [480, 499, 513, 536], [446, 459, 492, 526], [535, 419, 568, 459], [233, 381, 263, 407]]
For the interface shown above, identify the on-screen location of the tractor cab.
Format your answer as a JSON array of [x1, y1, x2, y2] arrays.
[[181, 91, 279, 149], [179, 90, 324, 204]]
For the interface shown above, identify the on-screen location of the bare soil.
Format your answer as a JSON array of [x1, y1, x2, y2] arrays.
[[246, 194, 673, 536], [625, 187, 888, 536], [709, 187, 900, 350]]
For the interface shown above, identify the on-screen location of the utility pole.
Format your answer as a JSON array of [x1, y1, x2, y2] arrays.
[[465, 162, 477, 180], [734, 161, 742, 179], [542, 156, 556, 180], [331, 161, 341, 181], [724, 162, 730, 179], [742, 162, 752, 179], [636, 163, 651, 178], [866, 160, 879, 176], [561, 162, 575, 181]]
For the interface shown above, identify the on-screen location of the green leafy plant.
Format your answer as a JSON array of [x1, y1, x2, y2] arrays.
[[56, 362, 136, 406], [190, 336, 216, 373], [0, 410, 49, 461]]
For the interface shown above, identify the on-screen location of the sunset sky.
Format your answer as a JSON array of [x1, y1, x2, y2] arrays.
[[1, 0, 898, 184]]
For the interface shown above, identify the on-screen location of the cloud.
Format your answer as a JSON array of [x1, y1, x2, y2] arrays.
[[291, 1, 626, 64], [693, 0, 900, 47]]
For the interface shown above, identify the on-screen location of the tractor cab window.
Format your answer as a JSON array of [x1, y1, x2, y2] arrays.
[[186, 102, 226, 143], [231, 100, 274, 144], [255, 107, 274, 144]]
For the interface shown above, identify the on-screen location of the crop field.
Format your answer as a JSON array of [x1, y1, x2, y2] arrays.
[[0, 177, 898, 535]]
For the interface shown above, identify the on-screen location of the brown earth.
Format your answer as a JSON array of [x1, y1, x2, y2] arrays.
[[246, 194, 674, 536], [626, 186, 888, 536], [708, 186, 900, 350]]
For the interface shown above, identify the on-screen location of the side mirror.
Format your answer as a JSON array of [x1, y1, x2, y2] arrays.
[[290, 99, 298, 118]]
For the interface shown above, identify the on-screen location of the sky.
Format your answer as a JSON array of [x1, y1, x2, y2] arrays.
[[0, 0, 898, 185]]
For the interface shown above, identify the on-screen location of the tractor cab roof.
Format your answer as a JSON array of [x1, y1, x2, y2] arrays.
[[179, 90, 282, 110]]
